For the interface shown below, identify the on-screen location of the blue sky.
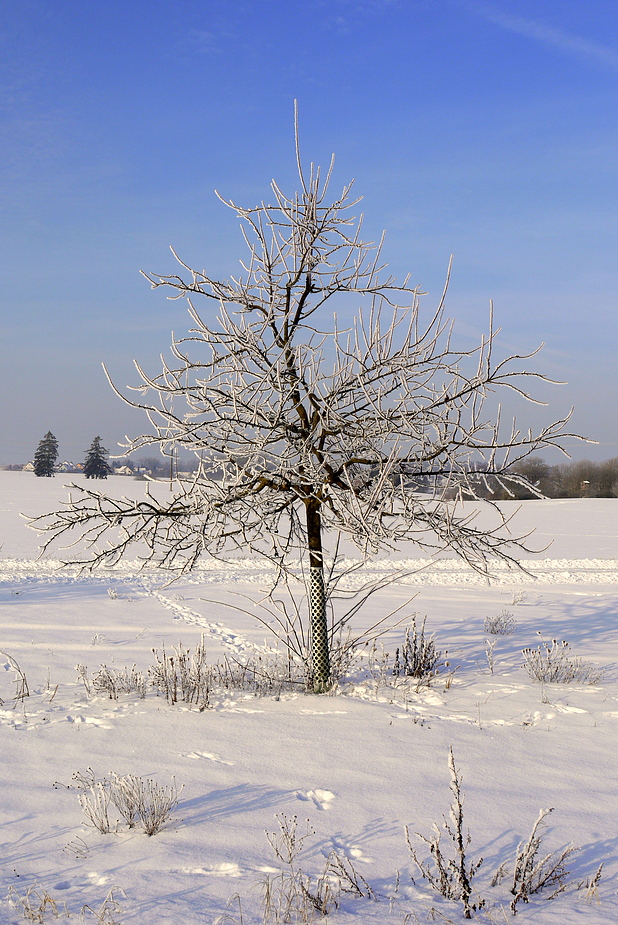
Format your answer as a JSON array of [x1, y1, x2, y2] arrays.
[[1, 0, 616, 465]]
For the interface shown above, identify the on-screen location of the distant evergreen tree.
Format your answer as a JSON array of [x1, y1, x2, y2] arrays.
[[83, 436, 112, 479], [33, 431, 59, 477]]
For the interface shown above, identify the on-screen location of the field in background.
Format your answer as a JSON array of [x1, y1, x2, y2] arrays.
[[1, 471, 616, 924]]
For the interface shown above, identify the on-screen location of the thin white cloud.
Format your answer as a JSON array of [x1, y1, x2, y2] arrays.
[[184, 29, 221, 54], [466, 1, 618, 71]]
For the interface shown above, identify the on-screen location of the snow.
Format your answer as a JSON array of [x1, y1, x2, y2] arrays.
[[1, 471, 617, 923]]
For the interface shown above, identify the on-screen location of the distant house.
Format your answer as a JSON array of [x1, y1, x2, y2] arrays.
[[56, 461, 83, 473], [115, 465, 134, 475], [23, 462, 35, 471]]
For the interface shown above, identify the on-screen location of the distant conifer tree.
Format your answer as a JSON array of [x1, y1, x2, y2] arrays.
[[33, 431, 59, 477], [83, 436, 112, 479]]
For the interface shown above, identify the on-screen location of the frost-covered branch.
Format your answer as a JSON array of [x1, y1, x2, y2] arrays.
[[29, 116, 582, 688]]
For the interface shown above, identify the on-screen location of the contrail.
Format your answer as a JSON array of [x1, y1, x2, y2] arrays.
[[463, 1, 618, 71]]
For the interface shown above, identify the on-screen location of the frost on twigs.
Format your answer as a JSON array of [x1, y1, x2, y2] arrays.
[[577, 862, 604, 904], [149, 635, 211, 707], [324, 851, 376, 900], [484, 610, 516, 635], [259, 812, 378, 922], [406, 752, 584, 919], [29, 105, 581, 691], [509, 808, 576, 914], [391, 616, 447, 684], [265, 814, 314, 868], [210, 566, 420, 693], [76, 770, 182, 836], [522, 636, 605, 684], [79, 780, 113, 834], [262, 814, 338, 923], [77, 662, 146, 700], [8, 884, 125, 925], [406, 748, 484, 919], [7, 884, 63, 922], [0, 649, 30, 706], [133, 775, 182, 837]]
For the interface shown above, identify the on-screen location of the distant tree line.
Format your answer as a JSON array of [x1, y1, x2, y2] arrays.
[[8, 435, 617, 497], [468, 456, 618, 500], [2, 432, 199, 478], [113, 455, 200, 477]]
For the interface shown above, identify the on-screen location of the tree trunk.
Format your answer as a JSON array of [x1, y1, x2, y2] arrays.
[[305, 498, 330, 691]]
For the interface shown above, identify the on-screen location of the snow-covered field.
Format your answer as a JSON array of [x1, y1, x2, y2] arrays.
[[1, 471, 616, 924]]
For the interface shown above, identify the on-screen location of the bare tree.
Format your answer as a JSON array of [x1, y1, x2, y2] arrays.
[[30, 114, 576, 691]]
